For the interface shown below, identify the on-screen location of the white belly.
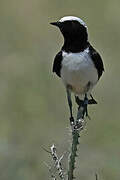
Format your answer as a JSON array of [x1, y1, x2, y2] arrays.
[[61, 48, 98, 95]]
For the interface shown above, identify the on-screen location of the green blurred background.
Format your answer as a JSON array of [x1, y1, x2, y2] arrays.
[[0, 0, 120, 179]]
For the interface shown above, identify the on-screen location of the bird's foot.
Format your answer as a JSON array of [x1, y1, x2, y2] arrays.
[[74, 118, 84, 131], [69, 116, 75, 126], [70, 117, 76, 132], [70, 116, 84, 131]]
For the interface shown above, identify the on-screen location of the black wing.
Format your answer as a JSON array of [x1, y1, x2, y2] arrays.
[[52, 51, 62, 77], [89, 45, 104, 80]]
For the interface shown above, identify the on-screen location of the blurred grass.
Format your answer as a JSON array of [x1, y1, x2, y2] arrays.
[[0, 0, 120, 179]]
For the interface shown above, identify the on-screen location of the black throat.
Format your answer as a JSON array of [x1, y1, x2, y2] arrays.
[[62, 38, 89, 53], [61, 25, 88, 53]]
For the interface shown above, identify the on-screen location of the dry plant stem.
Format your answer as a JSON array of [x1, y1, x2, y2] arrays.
[[68, 106, 84, 180], [50, 144, 65, 180]]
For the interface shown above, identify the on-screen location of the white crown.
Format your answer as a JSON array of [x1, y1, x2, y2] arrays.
[[59, 16, 87, 28]]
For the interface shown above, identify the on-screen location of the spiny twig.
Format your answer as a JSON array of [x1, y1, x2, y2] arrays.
[[68, 130, 80, 180], [68, 106, 85, 180]]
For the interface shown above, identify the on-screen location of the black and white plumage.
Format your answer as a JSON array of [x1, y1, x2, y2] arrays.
[[51, 16, 104, 121]]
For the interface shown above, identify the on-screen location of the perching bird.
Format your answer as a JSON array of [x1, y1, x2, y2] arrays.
[[51, 16, 104, 123]]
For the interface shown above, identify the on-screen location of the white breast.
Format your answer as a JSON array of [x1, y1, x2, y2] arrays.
[[61, 48, 98, 95]]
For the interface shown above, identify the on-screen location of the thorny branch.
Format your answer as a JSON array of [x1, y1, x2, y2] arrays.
[[46, 101, 97, 180], [68, 106, 85, 180], [45, 106, 86, 180]]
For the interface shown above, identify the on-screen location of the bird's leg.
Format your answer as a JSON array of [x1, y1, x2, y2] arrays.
[[66, 88, 74, 125], [75, 94, 89, 119], [75, 96, 84, 107], [82, 93, 89, 118]]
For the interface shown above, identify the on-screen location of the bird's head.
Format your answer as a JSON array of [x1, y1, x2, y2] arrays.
[[50, 16, 88, 42]]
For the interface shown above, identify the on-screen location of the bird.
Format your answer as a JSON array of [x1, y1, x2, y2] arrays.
[[50, 16, 104, 123]]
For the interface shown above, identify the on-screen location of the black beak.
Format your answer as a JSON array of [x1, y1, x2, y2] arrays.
[[50, 21, 61, 27]]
